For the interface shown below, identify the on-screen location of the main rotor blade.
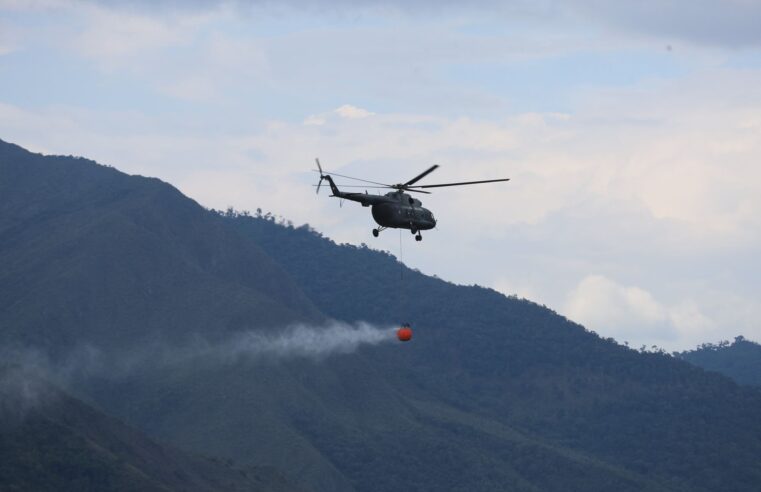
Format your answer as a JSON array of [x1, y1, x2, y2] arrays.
[[403, 164, 439, 187], [413, 178, 510, 189], [311, 169, 390, 187], [311, 184, 431, 194], [312, 185, 390, 189]]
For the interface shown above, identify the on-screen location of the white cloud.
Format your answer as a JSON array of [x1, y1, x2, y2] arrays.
[[303, 115, 326, 126], [565, 275, 668, 330], [73, 7, 190, 62], [0, 17, 22, 55], [0, 20, 15, 56], [158, 76, 218, 102], [563, 275, 714, 348], [492, 277, 544, 304], [334, 104, 374, 119]]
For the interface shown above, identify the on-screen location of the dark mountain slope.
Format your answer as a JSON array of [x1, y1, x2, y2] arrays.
[[3, 139, 761, 491], [231, 213, 761, 492], [679, 336, 761, 388], [90, 350, 677, 492], [0, 139, 320, 354], [0, 366, 299, 492], [0, 140, 376, 491]]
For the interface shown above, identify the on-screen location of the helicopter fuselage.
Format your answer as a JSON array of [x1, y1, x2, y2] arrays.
[[320, 175, 436, 233], [371, 193, 436, 231]]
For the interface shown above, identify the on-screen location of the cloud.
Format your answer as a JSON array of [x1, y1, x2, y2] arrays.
[[563, 274, 713, 347], [12, 0, 761, 50], [567, 0, 761, 48], [302, 104, 375, 126], [158, 75, 219, 101], [334, 104, 374, 119], [492, 278, 542, 304], [565, 275, 667, 329], [303, 114, 326, 125], [73, 8, 186, 61], [0, 16, 23, 56], [11, 2, 253, 94], [57, 3, 218, 67]]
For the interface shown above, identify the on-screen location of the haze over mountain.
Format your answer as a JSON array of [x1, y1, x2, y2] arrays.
[[3, 138, 761, 491]]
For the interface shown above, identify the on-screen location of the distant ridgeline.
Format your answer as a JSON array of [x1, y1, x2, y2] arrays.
[[3, 138, 761, 492], [678, 336, 761, 388]]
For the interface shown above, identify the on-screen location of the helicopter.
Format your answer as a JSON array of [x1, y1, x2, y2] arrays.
[[314, 159, 510, 241]]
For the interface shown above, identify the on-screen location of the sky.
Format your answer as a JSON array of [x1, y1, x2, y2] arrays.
[[2, 0, 761, 350]]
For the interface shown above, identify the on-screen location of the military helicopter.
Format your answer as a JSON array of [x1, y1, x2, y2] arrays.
[[314, 159, 510, 241]]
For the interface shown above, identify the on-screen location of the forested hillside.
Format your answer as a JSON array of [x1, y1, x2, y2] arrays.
[[0, 365, 299, 492], [679, 336, 761, 388], [3, 138, 761, 491], [231, 211, 761, 492]]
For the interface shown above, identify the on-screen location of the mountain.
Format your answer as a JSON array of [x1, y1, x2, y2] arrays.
[[679, 336, 761, 388], [0, 139, 319, 355], [3, 138, 761, 491], [0, 365, 299, 492]]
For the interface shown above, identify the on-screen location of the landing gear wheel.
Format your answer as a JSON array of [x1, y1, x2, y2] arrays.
[[410, 229, 417, 235], [372, 229, 379, 237], [415, 233, 422, 242]]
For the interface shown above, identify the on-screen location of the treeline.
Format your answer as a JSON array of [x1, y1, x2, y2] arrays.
[[678, 336, 761, 388]]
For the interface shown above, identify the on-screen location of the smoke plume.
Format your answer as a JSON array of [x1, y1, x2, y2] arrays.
[[1, 321, 398, 382], [167, 321, 398, 365]]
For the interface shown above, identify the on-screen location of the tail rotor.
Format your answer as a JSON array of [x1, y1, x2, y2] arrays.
[[315, 158, 326, 195]]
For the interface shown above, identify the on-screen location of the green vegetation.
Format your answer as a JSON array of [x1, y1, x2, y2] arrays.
[[3, 138, 761, 491], [679, 336, 761, 387], [0, 366, 300, 492]]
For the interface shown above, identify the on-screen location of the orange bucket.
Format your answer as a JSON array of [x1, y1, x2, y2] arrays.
[[397, 326, 413, 342]]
